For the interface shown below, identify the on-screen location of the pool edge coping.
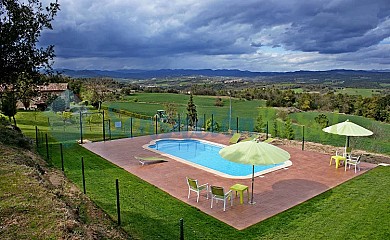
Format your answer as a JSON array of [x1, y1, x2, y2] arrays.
[[142, 137, 292, 179]]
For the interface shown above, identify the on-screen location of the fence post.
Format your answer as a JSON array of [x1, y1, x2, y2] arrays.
[[116, 179, 121, 225], [60, 143, 64, 171], [130, 117, 133, 138], [79, 111, 83, 144], [102, 111, 106, 141], [266, 121, 269, 139], [178, 114, 181, 132], [211, 114, 214, 132], [302, 125, 305, 151], [108, 119, 111, 140], [81, 157, 86, 194], [35, 126, 39, 149], [45, 133, 49, 163], [186, 114, 189, 131], [203, 114, 206, 131], [236, 117, 239, 133], [155, 116, 158, 135], [179, 218, 184, 240]]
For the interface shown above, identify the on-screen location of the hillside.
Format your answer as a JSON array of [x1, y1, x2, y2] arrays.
[[58, 68, 390, 84], [0, 143, 130, 239]]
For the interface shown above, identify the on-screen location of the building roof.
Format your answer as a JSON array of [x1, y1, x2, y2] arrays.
[[37, 83, 68, 92]]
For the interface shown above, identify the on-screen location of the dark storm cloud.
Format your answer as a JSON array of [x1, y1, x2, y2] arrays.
[[277, 0, 390, 53], [39, 0, 390, 70]]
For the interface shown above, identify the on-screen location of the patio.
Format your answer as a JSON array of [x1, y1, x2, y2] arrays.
[[83, 132, 376, 230]]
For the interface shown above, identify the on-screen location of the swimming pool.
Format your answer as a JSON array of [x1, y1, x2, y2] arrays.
[[146, 138, 292, 179]]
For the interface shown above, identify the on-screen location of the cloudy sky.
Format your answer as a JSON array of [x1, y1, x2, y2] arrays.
[[40, 0, 390, 72]]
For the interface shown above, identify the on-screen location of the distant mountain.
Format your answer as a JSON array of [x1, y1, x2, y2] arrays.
[[57, 68, 390, 80]]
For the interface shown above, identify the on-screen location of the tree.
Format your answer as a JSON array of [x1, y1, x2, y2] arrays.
[[214, 97, 224, 107], [60, 111, 72, 130], [0, 0, 60, 125], [284, 117, 294, 140], [163, 102, 178, 125], [51, 96, 66, 112], [0, 90, 17, 125], [254, 112, 265, 132], [297, 93, 313, 111], [204, 118, 220, 132], [81, 78, 118, 110], [272, 120, 278, 137], [186, 93, 198, 127], [314, 114, 329, 129]]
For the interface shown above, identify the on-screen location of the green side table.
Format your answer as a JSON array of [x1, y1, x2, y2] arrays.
[[230, 183, 249, 204]]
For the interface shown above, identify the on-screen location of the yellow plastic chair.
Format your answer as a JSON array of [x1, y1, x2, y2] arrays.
[[210, 185, 232, 211], [330, 147, 352, 168], [229, 133, 241, 144], [186, 177, 209, 202]]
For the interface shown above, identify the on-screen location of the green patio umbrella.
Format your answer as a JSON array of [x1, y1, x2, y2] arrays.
[[322, 119, 373, 148], [219, 140, 290, 204]]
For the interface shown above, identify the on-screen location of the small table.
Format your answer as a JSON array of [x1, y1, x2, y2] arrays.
[[230, 184, 249, 204], [330, 155, 346, 169]]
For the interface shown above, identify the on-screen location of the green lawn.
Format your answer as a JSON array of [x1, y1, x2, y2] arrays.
[[14, 110, 390, 239], [289, 112, 390, 155]]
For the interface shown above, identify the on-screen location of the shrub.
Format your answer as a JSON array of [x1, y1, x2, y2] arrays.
[[0, 117, 32, 149]]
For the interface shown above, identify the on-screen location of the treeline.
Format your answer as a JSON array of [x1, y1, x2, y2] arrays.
[[237, 88, 390, 123], [64, 77, 390, 123]]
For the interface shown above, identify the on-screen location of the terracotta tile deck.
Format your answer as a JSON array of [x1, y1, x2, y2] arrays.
[[83, 132, 376, 230]]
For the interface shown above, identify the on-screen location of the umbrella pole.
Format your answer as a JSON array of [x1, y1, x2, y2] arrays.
[[249, 165, 256, 204], [346, 136, 350, 148]]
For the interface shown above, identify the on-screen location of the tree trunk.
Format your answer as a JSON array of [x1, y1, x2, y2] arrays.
[[13, 116, 17, 127]]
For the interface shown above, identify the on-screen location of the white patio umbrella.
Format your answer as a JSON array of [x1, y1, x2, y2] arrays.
[[322, 119, 373, 148], [219, 140, 290, 204]]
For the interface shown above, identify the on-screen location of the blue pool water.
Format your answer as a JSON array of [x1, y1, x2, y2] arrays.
[[147, 139, 285, 178]]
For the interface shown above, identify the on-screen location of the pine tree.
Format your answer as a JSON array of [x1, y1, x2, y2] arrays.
[[284, 117, 295, 140], [273, 121, 278, 137], [254, 112, 264, 132], [186, 93, 198, 128]]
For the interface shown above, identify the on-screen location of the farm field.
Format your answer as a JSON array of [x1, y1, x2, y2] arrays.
[[335, 88, 382, 97], [105, 93, 270, 132]]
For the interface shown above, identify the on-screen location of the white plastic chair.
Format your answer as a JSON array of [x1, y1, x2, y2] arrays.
[[345, 155, 361, 173]]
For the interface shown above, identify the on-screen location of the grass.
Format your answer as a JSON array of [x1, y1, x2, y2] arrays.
[[288, 112, 390, 155], [0, 146, 63, 239], [0, 143, 131, 240], [106, 93, 267, 132], [335, 88, 382, 97], [13, 110, 390, 239]]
